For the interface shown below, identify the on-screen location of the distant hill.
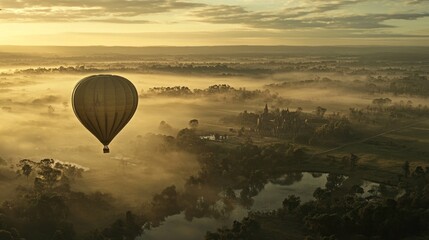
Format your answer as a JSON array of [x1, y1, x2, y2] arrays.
[[0, 45, 429, 59]]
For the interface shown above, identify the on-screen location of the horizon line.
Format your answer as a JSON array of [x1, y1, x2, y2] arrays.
[[1, 44, 429, 48]]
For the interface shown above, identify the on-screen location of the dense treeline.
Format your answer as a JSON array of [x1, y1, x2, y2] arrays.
[[0, 159, 116, 240], [349, 98, 429, 125], [267, 74, 429, 98], [142, 84, 289, 105], [0, 63, 271, 76], [208, 164, 429, 240], [2, 55, 426, 78]]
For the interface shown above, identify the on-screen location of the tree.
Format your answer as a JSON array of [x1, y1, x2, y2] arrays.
[[372, 98, 392, 108], [149, 186, 181, 225], [412, 166, 425, 177], [159, 121, 173, 133], [124, 211, 142, 240], [17, 159, 33, 180], [350, 185, 364, 194], [205, 217, 264, 240], [402, 161, 410, 178], [282, 195, 301, 212], [325, 174, 345, 191], [238, 127, 245, 137], [176, 128, 203, 151], [189, 119, 199, 129], [34, 159, 63, 192], [313, 187, 328, 201], [349, 153, 359, 170], [316, 106, 327, 118], [0, 230, 13, 240]]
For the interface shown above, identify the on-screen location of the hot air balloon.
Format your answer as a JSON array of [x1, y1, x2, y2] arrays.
[[72, 74, 138, 153]]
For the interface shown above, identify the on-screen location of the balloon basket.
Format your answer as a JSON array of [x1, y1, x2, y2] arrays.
[[103, 145, 110, 153]]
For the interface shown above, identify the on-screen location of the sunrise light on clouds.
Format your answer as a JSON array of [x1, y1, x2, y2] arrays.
[[0, 0, 428, 46]]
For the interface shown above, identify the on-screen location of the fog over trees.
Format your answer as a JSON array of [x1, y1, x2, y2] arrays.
[[1, 46, 429, 239]]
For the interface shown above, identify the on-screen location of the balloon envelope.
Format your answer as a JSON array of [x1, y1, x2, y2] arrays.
[[72, 75, 138, 153]]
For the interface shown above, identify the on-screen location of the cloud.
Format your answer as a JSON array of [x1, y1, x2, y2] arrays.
[[278, 0, 365, 18], [0, 0, 427, 28], [0, 7, 103, 22], [0, 0, 205, 22], [315, 13, 429, 29], [191, 4, 429, 30], [0, 0, 428, 45], [90, 18, 153, 24], [406, 0, 429, 4]]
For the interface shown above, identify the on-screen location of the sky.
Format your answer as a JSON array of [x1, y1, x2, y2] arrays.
[[0, 0, 428, 46]]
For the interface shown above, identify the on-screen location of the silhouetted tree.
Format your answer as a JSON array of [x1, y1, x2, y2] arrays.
[[176, 128, 204, 152], [0, 230, 13, 240], [282, 195, 301, 212], [159, 120, 173, 133], [402, 161, 410, 177], [349, 153, 359, 170], [316, 106, 327, 118], [189, 119, 199, 128]]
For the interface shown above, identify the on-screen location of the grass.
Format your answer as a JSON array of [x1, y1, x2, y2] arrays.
[[217, 118, 429, 185]]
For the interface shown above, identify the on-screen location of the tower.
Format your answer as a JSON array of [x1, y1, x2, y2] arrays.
[[264, 103, 269, 114]]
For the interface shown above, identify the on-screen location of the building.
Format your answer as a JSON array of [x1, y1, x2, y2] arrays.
[[256, 104, 306, 137]]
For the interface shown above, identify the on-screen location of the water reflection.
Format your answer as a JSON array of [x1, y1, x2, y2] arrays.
[[141, 172, 326, 240], [252, 172, 326, 210], [141, 172, 380, 240]]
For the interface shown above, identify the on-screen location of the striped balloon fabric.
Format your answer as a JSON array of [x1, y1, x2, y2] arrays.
[[72, 74, 138, 153]]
